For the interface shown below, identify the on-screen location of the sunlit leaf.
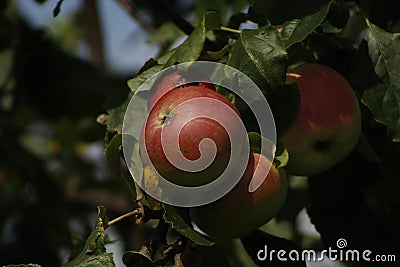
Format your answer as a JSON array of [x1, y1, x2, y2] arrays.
[[164, 11, 221, 67]]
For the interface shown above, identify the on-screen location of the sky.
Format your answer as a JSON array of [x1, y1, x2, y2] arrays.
[[15, 0, 159, 75]]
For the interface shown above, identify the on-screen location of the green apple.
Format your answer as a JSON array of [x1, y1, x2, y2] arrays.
[[190, 153, 287, 240], [280, 63, 361, 176]]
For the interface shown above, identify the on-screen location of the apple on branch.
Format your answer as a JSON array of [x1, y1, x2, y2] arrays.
[[148, 71, 187, 111], [190, 153, 287, 240], [142, 83, 242, 187], [148, 71, 216, 111], [280, 63, 362, 176]]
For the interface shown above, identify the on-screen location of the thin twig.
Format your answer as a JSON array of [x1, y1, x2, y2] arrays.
[[108, 209, 141, 226], [83, 0, 106, 73], [218, 26, 241, 34], [116, 0, 155, 34]]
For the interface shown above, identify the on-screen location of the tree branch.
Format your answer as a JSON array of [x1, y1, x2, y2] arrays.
[[116, 0, 156, 34], [83, 0, 106, 73]]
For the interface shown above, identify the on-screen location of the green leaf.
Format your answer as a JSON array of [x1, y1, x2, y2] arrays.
[[248, 132, 288, 168], [248, 0, 332, 26], [206, 42, 232, 61], [362, 21, 400, 141], [194, 0, 229, 24], [105, 94, 131, 134], [157, 50, 176, 65], [164, 11, 221, 67], [275, 147, 289, 169], [122, 251, 155, 267], [162, 204, 214, 247], [127, 11, 221, 96], [248, 132, 262, 154], [148, 22, 185, 44], [104, 133, 138, 200], [275, 1, 331, 48], [227, 26, 288, 95], [62, 206, 115, 267], [247, 132, 274, 157], [105, 134, 123, 178], [127, 64, 163, 94]]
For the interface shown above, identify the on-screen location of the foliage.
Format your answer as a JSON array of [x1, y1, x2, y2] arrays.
[[1, 0, 400, 266]]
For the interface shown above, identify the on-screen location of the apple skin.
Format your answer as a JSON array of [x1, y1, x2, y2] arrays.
[[190, 153, 287, 240], [142, 85, 241, 187], [148, 72, 187, 111], [148, 71, 216, 111], [280, 63, 361, 176]]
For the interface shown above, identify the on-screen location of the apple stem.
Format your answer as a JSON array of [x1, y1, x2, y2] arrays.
[[161, 114, 171, 125]]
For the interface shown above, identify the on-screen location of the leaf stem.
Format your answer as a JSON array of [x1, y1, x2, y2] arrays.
[[108, 210, 141, 226], [218, 26, 241, 34]]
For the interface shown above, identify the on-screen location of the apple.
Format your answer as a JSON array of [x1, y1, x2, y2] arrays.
[[142, 84, 242, 187], [280, 63, 361, 176], [148, 71, 187, 111], [190, 153, 287, 240], [148, 71, 216, 111]]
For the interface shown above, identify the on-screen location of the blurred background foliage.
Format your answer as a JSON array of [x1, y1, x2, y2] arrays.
[[1, 0, 400, 266], [0, 0, 150, 265]]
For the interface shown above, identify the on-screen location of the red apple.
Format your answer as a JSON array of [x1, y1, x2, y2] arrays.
[[198, 82, 216, 91], [280, 63, 361, 176], [142, 85, 242, 187], [147, 72, 216, 111], [190, 153, 287, 240], [148, 71, 187, 111]]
